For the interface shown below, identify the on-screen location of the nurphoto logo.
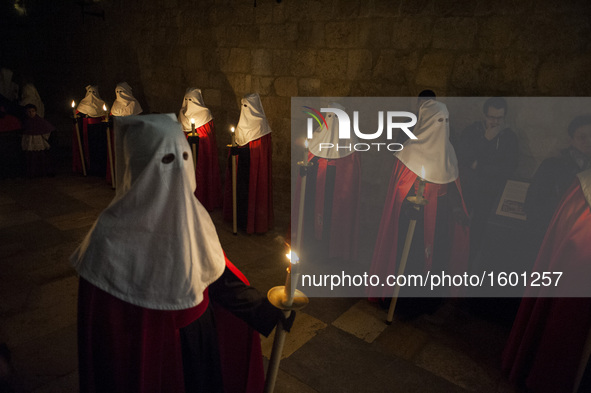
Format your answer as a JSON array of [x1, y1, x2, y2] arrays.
[[303, 105, 418, 153]]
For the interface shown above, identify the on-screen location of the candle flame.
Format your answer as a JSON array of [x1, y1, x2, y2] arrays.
[[420, 165, 425, 179], [286, 250, 299, 265], [102, 104, 107, 111], [304, 139, 309, 149], [190, 118, 195, 124], [231, 126, 235, 133], [71, 100, 75, 108]]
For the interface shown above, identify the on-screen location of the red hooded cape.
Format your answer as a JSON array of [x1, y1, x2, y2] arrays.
[[186, 120, 223, 211], [502, 180, 591, 393], [72, 114, 107, 176], [369, 159, 470, 299], [292, 151, 361, 261], [223, 133, 273, 234], [77, 256, 265, 393]]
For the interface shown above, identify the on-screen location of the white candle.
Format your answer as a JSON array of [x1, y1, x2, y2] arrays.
[[231, 126, 236, 146], [190, 118, 196, 136], [71, 100, 76, 117], [103, 104, 109, 121], [303, 139, 309, 164], [284, 250, 300, 306]]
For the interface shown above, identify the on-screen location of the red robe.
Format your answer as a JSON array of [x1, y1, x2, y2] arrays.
[[369, 159, 470, 299], [186, 120, 222, 211], [72, 113, 108, 177], [223, 133, 273, 234], [0, 113, 21, 133], [77, 256, 265, 393], [502, 181, 591, 393], [0, 113, 22, 179], [292, 152, 361, 261]]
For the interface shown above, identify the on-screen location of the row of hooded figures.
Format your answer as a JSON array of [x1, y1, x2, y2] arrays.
[[73, 86, 591, 392], [72, 84, 273, 235], [11, 78, 590, 392], [294, 93, 591, 393]]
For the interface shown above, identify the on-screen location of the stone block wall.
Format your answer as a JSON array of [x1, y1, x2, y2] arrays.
[[2, 0, 591, 211]]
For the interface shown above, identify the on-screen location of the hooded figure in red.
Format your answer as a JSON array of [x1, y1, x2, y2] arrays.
[[223, 93, 273, 234], [292, 102, 361, 262], [71, 114, 285, 392], [178, 87, 222, 211], [502, 168, 591, 393], [369, 98, 470, 313], [73, 85, 108, 177]]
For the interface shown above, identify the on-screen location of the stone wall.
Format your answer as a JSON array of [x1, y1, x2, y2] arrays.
[[2, 0, 591, 210]]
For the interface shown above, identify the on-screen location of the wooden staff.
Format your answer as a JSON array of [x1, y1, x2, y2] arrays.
[[72, 101, 86, 176], [190, 118, 197, 171], [103, 105, 115, 189], [264, 142, 312, 392], [264, 251, 307, 393], [231, 127, 237, 235], [386, 176, 427, 324], [296, 140, 309, 252]]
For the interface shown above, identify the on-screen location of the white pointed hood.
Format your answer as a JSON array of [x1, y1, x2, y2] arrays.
[[70, 114, 226, 310], [111, 82, 143, 116], [0, 68, 18, 101], [76, 85, 107, 118], [235, 93, 272, 146], [178, 88, 212, 132], [395, 99, 458, 184]]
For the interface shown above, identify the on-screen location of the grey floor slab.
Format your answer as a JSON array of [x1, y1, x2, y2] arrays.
[[280, 326, 468, 393], [0, 173, 528, 393]]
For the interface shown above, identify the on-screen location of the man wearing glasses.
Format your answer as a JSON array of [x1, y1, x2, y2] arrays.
[[456, 97, 519, 258]]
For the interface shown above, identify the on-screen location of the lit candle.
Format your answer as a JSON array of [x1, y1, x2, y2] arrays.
[[416, 165, 426, 203], [230, 126, 236, 146], [71, 100, 76, 117], [190, 118, 196, 137], [303, 139, 309, 164], [284, 250, 300, 307], [103, 104, 109, 121]]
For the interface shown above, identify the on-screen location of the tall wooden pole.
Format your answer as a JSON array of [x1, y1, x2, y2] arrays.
[[72, 101, 86, 177], [231, 127, 238, 235]]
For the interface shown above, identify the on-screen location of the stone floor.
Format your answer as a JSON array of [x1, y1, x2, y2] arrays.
[[0, 167, 525, 393]]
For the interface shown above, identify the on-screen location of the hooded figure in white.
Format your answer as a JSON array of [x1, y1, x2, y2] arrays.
[[70, 114, 226, 310], [298, 102, 361, 261], [178, 88, 212, 133], [235, 93, 272, 146], [370, 98, 469, 301], [76, 85, 107, 118], [0, 68, 18, 101], [111, 82, 143, 117], [395, 99, 459, 184]]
